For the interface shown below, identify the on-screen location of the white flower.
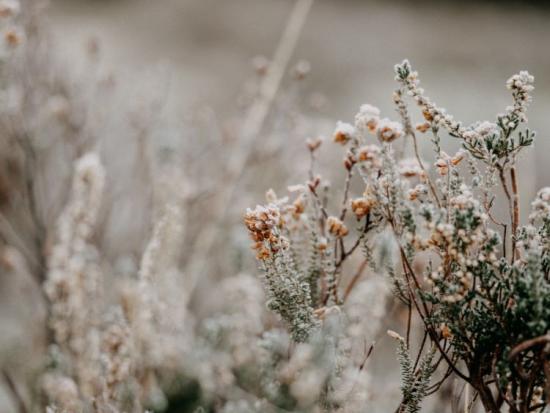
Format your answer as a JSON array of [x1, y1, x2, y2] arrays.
[[354, 103, 380, 132], [333, 121, 356, 144], [376, 118, 403, 142]]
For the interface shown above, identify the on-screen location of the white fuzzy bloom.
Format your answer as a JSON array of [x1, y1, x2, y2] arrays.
[[376, 118, 403, 142], [462, 121, 500, 142], [333, 120, 356, 144], [506, 71, 534, 93], [355, 104, 381, 133]]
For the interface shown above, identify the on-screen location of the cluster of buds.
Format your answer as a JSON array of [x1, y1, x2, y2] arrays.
[[427, 222, 456, 248], [351, 185, 377, 219], [461, 121, 500, 143], [343, 150, 357, 170], [326, 216, 348, 238], [434, 150, 466, 175], [357, 144, 382, 173], [244, 204, 285, 260], [350, 196, 374, 219], [426, 262, 475, 303], [448, 186, 481, 211], [376, 118, 403, 143], [407, 184, 427, 201], [306, 137, 323, 152], [333, 121, 355, 145], [334, 103, 403, 148], [354, 104, 380, 133], [505, 70, 534, 123]]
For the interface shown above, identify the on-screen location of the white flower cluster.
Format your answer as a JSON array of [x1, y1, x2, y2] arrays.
[[461, 121, 500, 143], [334, 103, 404, 146], [504, 70, 534, 123], [376, 118, 404, 143], [354, 103, 380, 133]]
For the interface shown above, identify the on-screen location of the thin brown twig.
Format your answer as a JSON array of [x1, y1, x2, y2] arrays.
[[498, 165, 515, 262], [510, 166, 520, 261]]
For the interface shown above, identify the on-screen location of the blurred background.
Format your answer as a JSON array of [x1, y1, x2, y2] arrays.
[[48, 0, 550, 193]]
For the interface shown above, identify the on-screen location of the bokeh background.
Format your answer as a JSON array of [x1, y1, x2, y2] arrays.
[[48, 0, 550, 194]]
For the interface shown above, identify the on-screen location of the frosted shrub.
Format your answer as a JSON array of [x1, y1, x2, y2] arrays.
[[245, 60, 549, 412], [0, 0, 548, 412]]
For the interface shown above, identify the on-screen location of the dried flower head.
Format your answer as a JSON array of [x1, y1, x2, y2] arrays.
[[415, 122, 430, 133], [306, 136, 322, 152], [333, 121, 355, 145], [354, 103, 380, 133], [326, 216, 348, 237], [244, 204, 285, 259], [357, 144, 381, 162], [376, 118, 403, 142], [351, 196, 375, 219]]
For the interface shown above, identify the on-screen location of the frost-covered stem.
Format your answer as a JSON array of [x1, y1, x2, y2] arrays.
[[308, 146, 316, 182], [497, 165, 515, 260], [325, 238, 340, 305], [410, 129, 441, 208], [339, 166, 354, 221], [510, 166, 520, 261]]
